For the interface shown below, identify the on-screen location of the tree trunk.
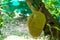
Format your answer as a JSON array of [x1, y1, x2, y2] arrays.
[[39, 1, 60, 40]]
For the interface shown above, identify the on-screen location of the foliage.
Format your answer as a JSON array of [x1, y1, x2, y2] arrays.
[[42, 0, 60, 22], [0, 0, 60, 40], [0, 0, 32, 18]]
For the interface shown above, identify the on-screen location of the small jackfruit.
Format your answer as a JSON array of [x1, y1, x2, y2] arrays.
[[27, 11, 46, 38]]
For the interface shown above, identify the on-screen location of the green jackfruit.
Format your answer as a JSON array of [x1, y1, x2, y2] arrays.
[[27, 11, 46, 38]]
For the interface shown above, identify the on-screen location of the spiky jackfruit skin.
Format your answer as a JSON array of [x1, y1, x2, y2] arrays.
[[27, 11, 46, 38]]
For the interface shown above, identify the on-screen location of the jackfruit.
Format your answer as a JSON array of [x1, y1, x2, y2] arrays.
[[27, 11, 46, 38]]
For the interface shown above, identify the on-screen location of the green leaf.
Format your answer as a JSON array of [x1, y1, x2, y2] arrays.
[[0, 16, 3, 28]]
